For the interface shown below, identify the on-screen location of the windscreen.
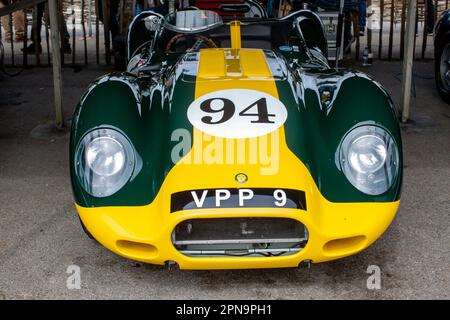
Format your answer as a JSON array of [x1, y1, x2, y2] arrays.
[[164, 10, 223, 33]]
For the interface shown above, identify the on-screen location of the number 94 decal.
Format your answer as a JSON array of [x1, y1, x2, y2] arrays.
[[187, 89, 288, 139]]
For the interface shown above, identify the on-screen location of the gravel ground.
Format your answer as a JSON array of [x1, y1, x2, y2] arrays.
[[0, 59, 448, 299]]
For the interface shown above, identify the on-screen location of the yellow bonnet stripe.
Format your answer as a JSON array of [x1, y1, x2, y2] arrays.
[[195, 48, 278, 98]]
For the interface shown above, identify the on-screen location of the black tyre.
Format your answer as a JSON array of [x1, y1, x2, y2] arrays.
[[435, 34, 450, 104]]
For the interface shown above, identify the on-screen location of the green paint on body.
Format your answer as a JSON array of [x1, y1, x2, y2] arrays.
[[70, 63, 196, 207], [275, 68, 402, 202]]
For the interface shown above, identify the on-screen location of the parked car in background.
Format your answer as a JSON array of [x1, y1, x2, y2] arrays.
[[434, 9, 450, 103]]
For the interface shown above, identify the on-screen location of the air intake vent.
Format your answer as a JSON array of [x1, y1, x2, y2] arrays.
[[172, 217, 308, 257]]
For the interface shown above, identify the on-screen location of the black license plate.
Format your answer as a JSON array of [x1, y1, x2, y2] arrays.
[[171, 188, 306, 213]]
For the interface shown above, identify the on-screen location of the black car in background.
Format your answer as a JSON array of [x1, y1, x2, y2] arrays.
[[435, 9, 450, 103]]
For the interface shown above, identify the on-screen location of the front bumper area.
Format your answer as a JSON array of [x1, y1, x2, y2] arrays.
[[76, 199, 399, 270], [75, 126, 400, 269]]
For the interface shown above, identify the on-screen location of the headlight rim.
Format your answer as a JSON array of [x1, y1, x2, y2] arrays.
[[338, 124, 399, 196]]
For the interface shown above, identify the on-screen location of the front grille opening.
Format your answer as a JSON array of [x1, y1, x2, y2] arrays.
[[172, 218, 308, 257]]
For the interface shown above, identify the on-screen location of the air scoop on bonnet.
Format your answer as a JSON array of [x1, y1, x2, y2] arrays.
[[172, 217, 308, 257]]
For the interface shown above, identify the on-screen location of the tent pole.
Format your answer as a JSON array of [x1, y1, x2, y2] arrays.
[[48, 0, 64, 129], [400, 0, 417, 123]]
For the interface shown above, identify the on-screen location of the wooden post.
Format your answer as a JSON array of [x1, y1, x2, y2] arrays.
[[48, 0, 64, 129], [400, 0, 417, 123]]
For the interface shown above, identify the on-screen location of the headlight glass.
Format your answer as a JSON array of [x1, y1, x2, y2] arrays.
[[75, 128, 135, 197], [85, 137, 126, 176], [340, 125, 399, 195]]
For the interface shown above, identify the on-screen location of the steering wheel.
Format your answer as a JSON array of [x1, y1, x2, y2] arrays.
[[165, 34, 217, 53]]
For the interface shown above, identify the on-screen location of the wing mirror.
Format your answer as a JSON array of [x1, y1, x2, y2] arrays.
[[144, 15, 162, 32]]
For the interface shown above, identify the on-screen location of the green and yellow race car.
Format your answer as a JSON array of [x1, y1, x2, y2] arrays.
[[70, 7, 402, 270]]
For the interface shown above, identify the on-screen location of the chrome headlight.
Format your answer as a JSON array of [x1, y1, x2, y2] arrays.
[[75, 128, 135, 197], [339, 125, 399, 195]]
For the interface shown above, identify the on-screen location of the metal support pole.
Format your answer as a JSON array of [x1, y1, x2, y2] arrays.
[[33, 5, 40, 66], [95, 0, 99, 64], [367, 0, 372, 53], [102, 0, 111, 65], [71, 0, 75, 65], [400, 0, 406, 58], [378, 0, 384, 59], [277, 0, 283, 18], [88, 0, 92, 36], [45, 3, 51, 66], [400, 0, 417, 123], [335, 0, 345, 68], [421, 0, 428, 59], [388, 0, 394, 59], [82, 0, 88, 64], [57, 0, 64, 65], [119, 0, 124, 34], [23, 8, 28, 67], [48, 0, 64, 129], [8, 10, 14, 65]]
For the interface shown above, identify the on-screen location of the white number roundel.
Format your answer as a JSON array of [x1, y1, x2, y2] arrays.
[[187, 89, 288, 139]]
